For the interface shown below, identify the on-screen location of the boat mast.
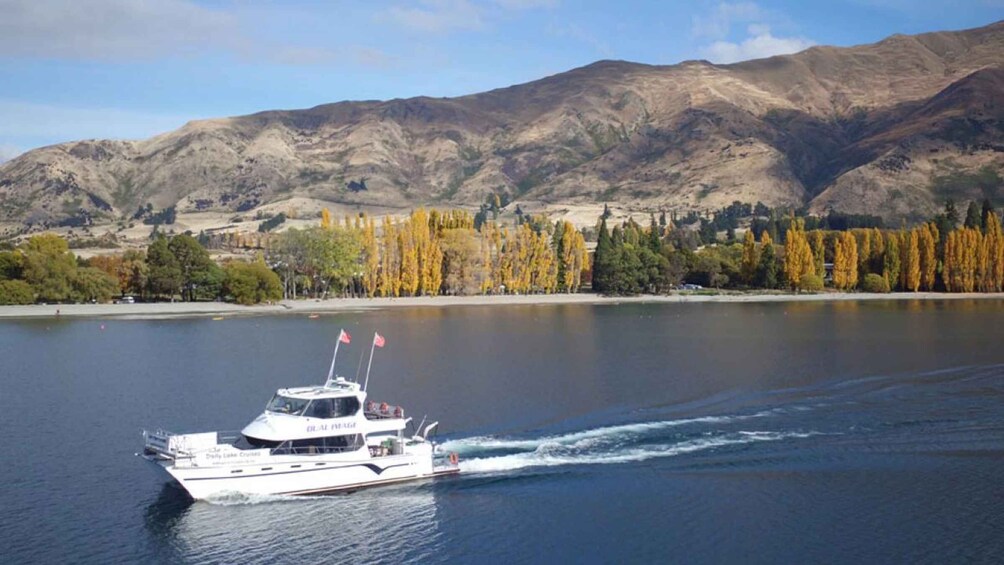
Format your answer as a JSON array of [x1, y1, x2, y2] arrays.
[[362, 332, 385, 391], [325, 329, 350, 387]]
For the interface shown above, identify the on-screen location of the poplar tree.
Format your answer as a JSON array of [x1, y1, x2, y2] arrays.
[[756, 232, 778, 289], [855, 229, 871, 277], [883, 234, 901, 290], [904, 229, 921, 292], [918, 223, 937, 291], [740, 229, 759, 285], [870, 228, 885, 275], [362, 216, 379, 297], [833, 231, 859, 290], [810, 230, 825, 278], [987, 211, 1004, 292], [379, 217, 399, 297], [783, 222, 815, 290], [398, 228, 419, 296]]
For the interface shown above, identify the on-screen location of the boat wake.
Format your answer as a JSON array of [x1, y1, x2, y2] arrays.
[[201, 491, 323, 506], [441, 411, 817, 475]]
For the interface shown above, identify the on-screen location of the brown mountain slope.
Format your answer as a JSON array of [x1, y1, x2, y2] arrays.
[[1, 21, 1003, 236]]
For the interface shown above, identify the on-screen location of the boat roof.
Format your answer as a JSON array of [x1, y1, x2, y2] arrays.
[[276, 378, 362, 399]]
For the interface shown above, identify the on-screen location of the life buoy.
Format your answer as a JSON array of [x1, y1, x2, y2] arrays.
[[449, 452, 459, 465]]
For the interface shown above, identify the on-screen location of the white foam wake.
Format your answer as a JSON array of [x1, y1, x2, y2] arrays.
[[451, 430, 816, 475], [201, 491, 320, 506], [440, 411, 774, 455]]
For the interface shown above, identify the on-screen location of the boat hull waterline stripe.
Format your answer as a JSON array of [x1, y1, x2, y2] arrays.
[[183, 462, 413, 481]]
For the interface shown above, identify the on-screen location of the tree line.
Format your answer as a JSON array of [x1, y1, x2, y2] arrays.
[[592, 199, 1004, 295], [3, 198, 1002, 305], [268, 207, 588, 298], [0, 207, 589, 305], [0, 233, 281, 305]]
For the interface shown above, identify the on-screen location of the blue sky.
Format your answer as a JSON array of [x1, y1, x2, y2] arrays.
[[1, 0, 1001, 161]]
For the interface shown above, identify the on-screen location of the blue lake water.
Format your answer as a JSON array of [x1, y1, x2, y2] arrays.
[[2, 300, 1004, 563]]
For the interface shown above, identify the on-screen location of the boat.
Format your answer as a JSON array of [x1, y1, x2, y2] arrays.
[[139, 331, 460, 499]]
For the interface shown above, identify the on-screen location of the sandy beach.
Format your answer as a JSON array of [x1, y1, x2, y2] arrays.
[[2, 291, 1003, 320]]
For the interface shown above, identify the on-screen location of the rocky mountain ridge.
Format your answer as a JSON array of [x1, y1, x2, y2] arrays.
[[1, 20, 1002, 236]]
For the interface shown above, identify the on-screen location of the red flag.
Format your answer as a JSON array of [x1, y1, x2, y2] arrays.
[[339, 329, 351, 344], [373, 332, 385, 348]]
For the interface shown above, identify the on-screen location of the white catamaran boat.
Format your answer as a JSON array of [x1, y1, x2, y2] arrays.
[[140, 331, 460, 499]]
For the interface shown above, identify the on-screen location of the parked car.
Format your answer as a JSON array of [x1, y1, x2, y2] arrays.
[[115, 296, 136, 304], [681, 283, 704, 291]]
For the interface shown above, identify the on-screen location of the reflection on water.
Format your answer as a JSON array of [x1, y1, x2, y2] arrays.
[[4, 300, 1004, 563], [145, 483, 443, 564]]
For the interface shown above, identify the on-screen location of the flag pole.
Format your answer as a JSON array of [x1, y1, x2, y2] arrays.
[[353, 346, 366, 383], [326, 329, 345, 385], [363, 334, 377, 392]]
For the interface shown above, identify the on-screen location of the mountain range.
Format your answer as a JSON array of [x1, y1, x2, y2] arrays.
[[1, 20, 1003, 237]]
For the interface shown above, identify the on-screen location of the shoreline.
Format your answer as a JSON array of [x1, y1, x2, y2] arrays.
[[2, 291, 1004, 320]]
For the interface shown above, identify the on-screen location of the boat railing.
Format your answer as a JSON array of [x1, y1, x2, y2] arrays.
[[269, 440, 366, 456], [144, 429, 246, 457], [364, 401, 404, 420], [216, 430, 245, 444]]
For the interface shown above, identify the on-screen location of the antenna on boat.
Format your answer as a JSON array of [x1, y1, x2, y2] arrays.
[[362, 331, 385, 392], [353, 347, 366, 383], [324, 329, 351, 387], [413, 415, 427, 439]]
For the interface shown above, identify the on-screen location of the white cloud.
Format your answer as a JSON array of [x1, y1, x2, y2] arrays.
[[0, 0, 391, 68], [0, 143, 21, 163], [0, 0, 238, 60], [493, 0, 559, 9], [702, 26, 815, 63], [690, 3, 815, 64], [691, 1, 764, 40], [378, 0, 557, 33], [546, 22, 612, 57], [0, 99, 196, 143], [379, 0, 485, 33]]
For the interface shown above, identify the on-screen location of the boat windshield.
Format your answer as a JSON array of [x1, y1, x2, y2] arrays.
[[266, 394, 310, 416]]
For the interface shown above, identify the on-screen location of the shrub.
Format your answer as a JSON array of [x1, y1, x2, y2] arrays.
[[862, 273, 890, 293], [0, 280, 34, 304], [799, 274, 824, 292], [223, 261, 282, 305]]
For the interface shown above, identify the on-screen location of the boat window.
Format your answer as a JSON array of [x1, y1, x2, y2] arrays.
[[305, 398, 333, 418], [266, 394, 309, 416], [237, 435, 281, 450], [283, 434, 364, 454], [303, 397, 360, 419], [334, 397, 360, 417]]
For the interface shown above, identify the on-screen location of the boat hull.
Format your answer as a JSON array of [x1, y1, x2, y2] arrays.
[[145, 448, 458, 499]]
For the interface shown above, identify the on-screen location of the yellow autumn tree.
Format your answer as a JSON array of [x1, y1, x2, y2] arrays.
[[320, 208, 333, 230], [398, 226, 419, 296], [918, 223, 937, 291], [854, 229, 871, 278], [809, 230, 825, 279], [903, 228, 921, 292], [987, 212, 1004, 292], [783, 221, 815, 290], [362, 216, 379, 297], [945, 228, 980, 292], [378, 217, 400, 296], [833, 231, 859, 290], [740, 229, 759, 285], [870, 228, 885, 276]]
